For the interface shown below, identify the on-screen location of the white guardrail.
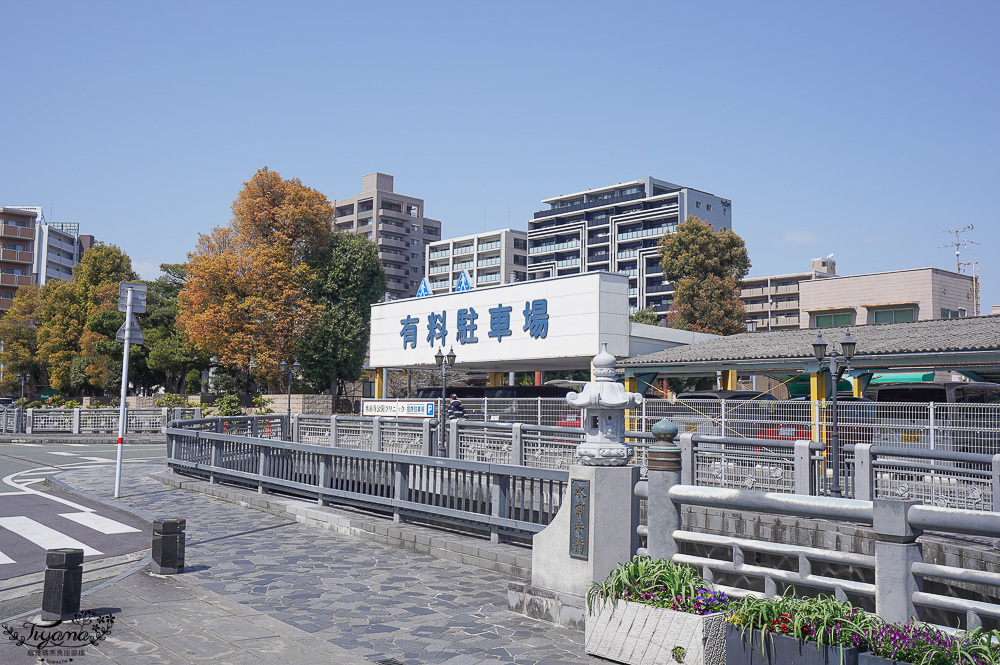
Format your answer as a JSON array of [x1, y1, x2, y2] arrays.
[[0, 407, 202, 434]]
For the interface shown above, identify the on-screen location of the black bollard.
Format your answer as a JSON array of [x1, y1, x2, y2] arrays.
[[151, 517, 186, 574], [41, 548, 84, 620]]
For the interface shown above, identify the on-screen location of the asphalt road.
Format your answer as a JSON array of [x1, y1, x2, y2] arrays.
[[0, 441, 164, 582]]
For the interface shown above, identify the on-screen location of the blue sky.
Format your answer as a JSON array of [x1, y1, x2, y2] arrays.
[[3, 1, 997, 308]]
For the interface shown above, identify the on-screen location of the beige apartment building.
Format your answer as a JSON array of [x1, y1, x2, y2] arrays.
[[0, 207, 37, 311], [425, 229, 527, 294], [798, 267, 977, 328], [332, 173, 442, 299], [740, 257, 838, 331]]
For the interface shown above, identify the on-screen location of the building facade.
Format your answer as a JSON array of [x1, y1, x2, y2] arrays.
[[526, 177, 731, 315], [424, 229, 527, 294], [33, 222, 95, 285], [740, 257, 839, 331], [0, 207, 37, 310], [332, 173, 442, 299], [798, 267, 977, 328]]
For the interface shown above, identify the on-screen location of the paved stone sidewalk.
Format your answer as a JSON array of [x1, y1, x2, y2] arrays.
[[47, 463, 599, 665], [2, 565, 371, 665]]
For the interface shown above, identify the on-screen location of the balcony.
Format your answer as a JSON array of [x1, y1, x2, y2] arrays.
[[0, 274, 32, 287], [378, 237, 408, 250], [587, 217, 610, 227], [646, 283, 673, 295], [477, 257, 501, 268], [477, 241, 501, 252], [556, 258, 581, 268], [428, 249, 450, 259], [617, 249, 639, 260], [429, 265, 450, 275], [453, 245, 474, 256], [588, 252, 610, 263], [618, 267, 638, 277], [1, 225, 34, 240], [533, 191, 646, 219], [0, 249, 33, 264], [476, 273, 500, 285], [384, 266, 408, 278], [616, 225, 675, 241], [453, 261, 473, 271], [529, 239, 580, 255], [430, 279, 450, 289]]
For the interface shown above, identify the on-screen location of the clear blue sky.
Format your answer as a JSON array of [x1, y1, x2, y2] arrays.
[[3, 1, 997, 307]]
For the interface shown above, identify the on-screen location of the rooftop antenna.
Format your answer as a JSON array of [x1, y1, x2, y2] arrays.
[[939, 225, 978, 272]]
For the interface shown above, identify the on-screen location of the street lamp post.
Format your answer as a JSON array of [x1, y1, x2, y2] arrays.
[[16, 372, 26, 405], [812, 332, 857, 498], [279, 359, 300, 439], [434, 346, 456, 456]]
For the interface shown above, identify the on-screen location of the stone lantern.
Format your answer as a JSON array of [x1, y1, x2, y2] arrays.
[[566, 343, 644, 466]]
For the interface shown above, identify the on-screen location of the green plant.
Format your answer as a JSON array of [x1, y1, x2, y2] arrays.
[[154, 393, 191, 408], [727, 590, 879, 651], [252, 395, 274, 415], [212, 394, 242, 417], [586, 556, 728, 616]]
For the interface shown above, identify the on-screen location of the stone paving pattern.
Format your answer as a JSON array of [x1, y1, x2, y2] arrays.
[[54, 463, 602, 665]]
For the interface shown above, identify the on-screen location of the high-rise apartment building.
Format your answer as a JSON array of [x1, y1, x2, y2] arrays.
[[0, 207, 37, 310], [332, 173, 442, 299], [527, 177, 731, 315], [424, 229, 528, 294], [33, 222, 96, 285], [740, 257, 839, 331]]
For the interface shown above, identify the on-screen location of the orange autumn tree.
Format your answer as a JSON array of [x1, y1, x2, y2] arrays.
[[177, 167, 333, 382]]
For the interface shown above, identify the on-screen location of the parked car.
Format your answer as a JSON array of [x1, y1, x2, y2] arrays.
[[673, 390, 778, 438], [0, 398, 13, 407], [757, 396, 875, 448]]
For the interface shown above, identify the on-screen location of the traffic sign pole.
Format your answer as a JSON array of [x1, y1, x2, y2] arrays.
[[113, 287, 133, 498]]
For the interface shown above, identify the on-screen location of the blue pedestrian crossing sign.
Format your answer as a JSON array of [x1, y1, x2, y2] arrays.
[[455, 270, 472, 292], [415, 278, 430, 298]]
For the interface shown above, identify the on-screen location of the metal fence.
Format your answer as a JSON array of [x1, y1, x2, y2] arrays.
[[166, 420, 567, 542], [7, 407, 202, 434], [365, 397, 1000, 456]]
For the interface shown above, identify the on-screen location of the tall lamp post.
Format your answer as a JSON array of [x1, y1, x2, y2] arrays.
[[434, 346, 456, 456], [812, 332, 857, 498], [16, 372, 26, 405], [279, 359, 300, 438]]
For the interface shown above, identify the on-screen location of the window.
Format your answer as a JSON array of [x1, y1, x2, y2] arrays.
[[873, 307, 914, 324], [706, 204, 712, 211], [940, 308, 966, 319], [723, 208, 728, 215], [513, 238, 527, 250], [695, 201, 702, 208], [815, 312, 852, 328]]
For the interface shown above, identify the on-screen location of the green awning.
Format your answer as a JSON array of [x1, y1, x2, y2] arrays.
[[870, 372, 935, 384]]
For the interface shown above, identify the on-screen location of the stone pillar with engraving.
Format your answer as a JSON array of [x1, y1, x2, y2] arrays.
[[508, 344, 642, 629]]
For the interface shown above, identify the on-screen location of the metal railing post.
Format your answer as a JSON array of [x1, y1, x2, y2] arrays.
[[490, 471, 510, 543], [14, 408, 22, 434], [258, 444, 268, 494], [292, 414, 300, 442], [209, 439, 219, 484], [318, 452, 331, 506], [854, 444, 874, 501], [71, 408, 81, 434], [251, 415, 259, 438], [873, 499, 923, 624], [993, 454, 1000, 548], [511, 422, 524, 466], [794, 440, 814, 496], [678, 431, 695, 485], [331, 415, 339, 448], [372, 416, 383, 452], [448, 419, 460, 458], [719, 398, 727, 437], [929, 402, 936, 452], [160, 407, 169, 433], [421, 418, 434, 457], [393, 461, 409, 523]]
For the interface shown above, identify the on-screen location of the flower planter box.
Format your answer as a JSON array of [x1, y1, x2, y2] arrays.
[[585, 600, 725, 665], [858, 656, 910, 665], [725, 624, 861, 665]]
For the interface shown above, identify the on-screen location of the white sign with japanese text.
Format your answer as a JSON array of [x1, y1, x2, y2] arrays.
[[362, 400, 437, 418], [369, 272, 630, 370]]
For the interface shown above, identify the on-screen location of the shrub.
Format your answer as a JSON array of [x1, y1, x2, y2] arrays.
[[212, 394, 242, 417], [727, 591, 879, 649], [154, 393, 191, 408], [252, 395, 274, 415], [587, 556, 729, 615]]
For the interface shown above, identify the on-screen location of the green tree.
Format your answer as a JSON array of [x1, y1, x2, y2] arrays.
[[629, 308, 660, 326], [658, 216, 750, 335], [0, 285, 42, 396], [298, 232, 386, 408], [143, 264, 210, 393]]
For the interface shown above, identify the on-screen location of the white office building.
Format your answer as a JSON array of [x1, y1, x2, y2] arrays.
[[526, 177, 731, 316], [424, 229, 528, 294]]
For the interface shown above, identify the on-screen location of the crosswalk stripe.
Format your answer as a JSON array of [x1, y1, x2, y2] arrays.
[[59, 512, 141, 535], [46, 451, 78, 457], [78, 457, 114, 463], [0, 550, 14, 564], [0, 516, 103, 556]]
